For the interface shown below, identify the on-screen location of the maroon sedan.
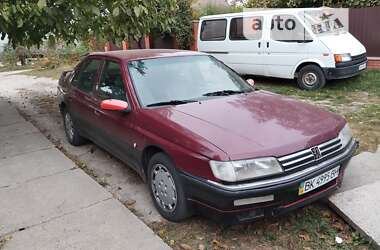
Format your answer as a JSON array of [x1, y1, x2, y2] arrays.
[[58, 50, 357, 223]]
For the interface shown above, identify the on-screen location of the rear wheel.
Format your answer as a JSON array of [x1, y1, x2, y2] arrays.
[[297, 65, 326, 90], [147, 153, 191, 222], [62, 109, 87, 146]]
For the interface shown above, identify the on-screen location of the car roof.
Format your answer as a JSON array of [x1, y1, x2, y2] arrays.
[[200, 7, 324, 19], [89, 49, 205, 62]]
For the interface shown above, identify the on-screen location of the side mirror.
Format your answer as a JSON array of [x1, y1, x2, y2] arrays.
[[246, 78, 255, 88], [100, 99, 129, 111]]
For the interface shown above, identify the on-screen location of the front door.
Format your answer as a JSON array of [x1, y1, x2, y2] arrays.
[[93, 60, 139, 168], [263, 14, 315, 78]]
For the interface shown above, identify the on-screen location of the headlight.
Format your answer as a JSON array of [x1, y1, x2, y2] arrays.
[[210, 157, 283, 182], [334, 53, 351, 63], [338, 123, 352, 147]]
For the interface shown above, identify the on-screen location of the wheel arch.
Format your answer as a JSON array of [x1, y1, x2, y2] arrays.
[[293, 60, 325, 78], [141, 144, 169, 180]]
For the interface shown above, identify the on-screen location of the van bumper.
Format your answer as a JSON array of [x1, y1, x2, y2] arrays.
[[180, 140, 358, 224], [323, 60, 367, 80]]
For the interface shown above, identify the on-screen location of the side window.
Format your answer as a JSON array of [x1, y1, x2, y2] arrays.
[[200, 19, 227, 41], [72, 59, 102, 93], [230, 16, 263, 40], [270, 14, 312, 42], [97, 61, 126, 100]]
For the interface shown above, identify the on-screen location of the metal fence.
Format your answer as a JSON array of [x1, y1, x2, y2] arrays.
[[349, 6, 380, 57]]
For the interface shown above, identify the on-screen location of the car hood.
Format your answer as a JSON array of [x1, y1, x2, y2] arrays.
[[144, 91, 345, 161], [319, 32, 366, 56]]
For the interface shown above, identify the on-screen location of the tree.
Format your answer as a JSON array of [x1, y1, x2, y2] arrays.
[[0, 0, 177, 48], [172, 0, 193, 49]]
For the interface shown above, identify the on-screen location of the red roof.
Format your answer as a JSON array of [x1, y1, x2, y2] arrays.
[[90, 49, 204, 61]]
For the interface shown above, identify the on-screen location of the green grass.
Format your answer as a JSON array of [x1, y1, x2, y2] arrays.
[[255, 70, 380, 99], [18, 64, 75, 80], [151, 203, 373, 250], [0, 64, 34, 73]]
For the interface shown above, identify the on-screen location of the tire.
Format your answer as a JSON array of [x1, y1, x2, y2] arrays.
[[62, 109, 87, 146], [297, 65, 326, 90], [147, 153, 191, 222]]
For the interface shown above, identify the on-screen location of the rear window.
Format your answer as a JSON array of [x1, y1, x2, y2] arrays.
[[200, 19, 227, 41]]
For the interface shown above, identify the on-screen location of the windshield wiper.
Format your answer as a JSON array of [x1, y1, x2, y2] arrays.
[[146, 99, 197, 107], [203, 90, 245, 97]]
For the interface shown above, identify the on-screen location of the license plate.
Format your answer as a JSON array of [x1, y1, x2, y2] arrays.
[[298, 166, 340, 195], [359, 63, 366, 71]]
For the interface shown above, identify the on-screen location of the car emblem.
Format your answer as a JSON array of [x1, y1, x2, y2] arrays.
[[310, 146, 322, 160]]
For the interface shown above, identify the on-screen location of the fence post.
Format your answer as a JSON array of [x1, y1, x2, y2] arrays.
[[144, 35, 151, 49], [191, 20, 199, 51], [104, 41, 111, 52], [122, 40, 129, 50]]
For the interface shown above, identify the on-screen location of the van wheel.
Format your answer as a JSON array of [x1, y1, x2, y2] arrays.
[[147, 153, 191, 222], [62, 109, 87, 146], [297, 65, 326, 90]]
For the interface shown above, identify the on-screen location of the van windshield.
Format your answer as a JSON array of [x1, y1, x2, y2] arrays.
[[300, 9, 347, 36]]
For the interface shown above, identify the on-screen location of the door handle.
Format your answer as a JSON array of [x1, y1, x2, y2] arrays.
[[266, 42, 269, 48], [258, 42, 261, 48]]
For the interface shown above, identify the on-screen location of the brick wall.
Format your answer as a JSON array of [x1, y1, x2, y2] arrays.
[[368, 58, 380, 69]]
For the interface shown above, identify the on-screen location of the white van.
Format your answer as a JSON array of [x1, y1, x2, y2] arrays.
[[198, 8, 367, 90]]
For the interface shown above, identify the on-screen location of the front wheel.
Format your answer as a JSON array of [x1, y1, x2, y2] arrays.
[[147, 153, 191, 222], [297, 65, 326, 90]]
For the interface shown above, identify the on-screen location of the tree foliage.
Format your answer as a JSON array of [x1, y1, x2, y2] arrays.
[[172, 0, 193, 49], [0, 0, 177, 48], [244, 0, 380, 8]]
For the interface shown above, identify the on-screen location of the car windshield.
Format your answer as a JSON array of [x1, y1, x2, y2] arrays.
[[127, 55, 252, 107], [300, 9, 347, 36]]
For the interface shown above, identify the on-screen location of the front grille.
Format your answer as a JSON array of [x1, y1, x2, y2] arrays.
[[336, 53, 367, 68], [278, 137, 342, 172]]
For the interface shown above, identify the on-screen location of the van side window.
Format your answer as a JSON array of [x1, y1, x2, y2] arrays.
[[200, 19, 227, 41], [230, 17, 263, 40], [270, 14, 312, 42]]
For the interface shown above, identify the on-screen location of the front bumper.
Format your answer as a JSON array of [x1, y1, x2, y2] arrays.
[[180, 140, 358, 223], [324, 60, 367, 80]]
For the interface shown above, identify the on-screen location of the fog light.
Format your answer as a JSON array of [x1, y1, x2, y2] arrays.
[[234, 195, 274, 206]]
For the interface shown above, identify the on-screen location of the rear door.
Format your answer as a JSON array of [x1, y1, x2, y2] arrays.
[[93, 60, 139, 168], [68, 58, 103, 139]]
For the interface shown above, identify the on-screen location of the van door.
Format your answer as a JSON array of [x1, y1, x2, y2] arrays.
[[198, 18, 230, 64], [263, 14, 315, 78], [223, 15, 267, 76]]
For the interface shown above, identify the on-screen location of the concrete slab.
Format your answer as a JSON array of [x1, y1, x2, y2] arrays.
[[0, 132, 52, 159], [339, 151, 380, 193], [0, 105, 24, 126], [0, 148, 75, 187], [0, 169, 111, 235], [3, 199, 170, 250], [0, 121, 38, 139], [330, 181, 380, 248]]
